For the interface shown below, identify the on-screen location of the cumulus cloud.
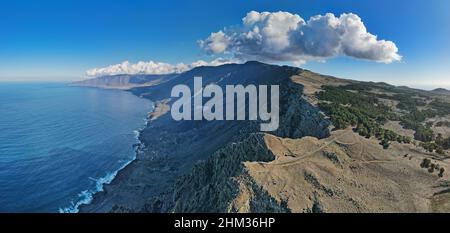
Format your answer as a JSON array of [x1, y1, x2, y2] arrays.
[[86, 58, 234, 77], [199, 31, 230, 54], [199, 11, 401, 64]]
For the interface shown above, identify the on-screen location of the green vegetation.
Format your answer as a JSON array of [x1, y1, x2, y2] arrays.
[[418, 133, 450, 154], [388, 99, 450, 143], [420, 158, 432, 168], [436, 133, 450, 150], [317, 84, 450, 152], [393, 94, 427, 112], [420, 142, 441, 153], [439, 167, 445, 178], [436, 121, 450, 127], [317, 86, 408, 149], [429, 100, 450, 116], [420, 158, 445, 177], [413, 125, 435, 142]]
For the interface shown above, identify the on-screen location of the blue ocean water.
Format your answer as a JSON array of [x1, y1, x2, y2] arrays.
[[0, 83, 153, 213]]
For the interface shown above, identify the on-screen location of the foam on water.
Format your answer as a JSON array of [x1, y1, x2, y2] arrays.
[[0, 83, 153, 212], [58, 117, 149, 213], [58, 158, 135, 213]]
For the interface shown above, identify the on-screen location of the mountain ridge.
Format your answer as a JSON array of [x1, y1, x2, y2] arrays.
[[70, 73, 178, 90], [79, 61, 450, 213], [432, 88, 450, 95]]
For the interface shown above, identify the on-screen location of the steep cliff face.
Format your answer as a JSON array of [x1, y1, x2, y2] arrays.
[[135, 63, 450, 213], [81, 61, 450, 213], [80, 62, 330, 212], [139, 75, 332, 213], [141, 94, 450, 213], [143, 127, 448, 213], [145, 133, 285, 213]]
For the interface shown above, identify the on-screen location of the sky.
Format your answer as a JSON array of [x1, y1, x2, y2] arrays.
[[0, 0, 449, 89]]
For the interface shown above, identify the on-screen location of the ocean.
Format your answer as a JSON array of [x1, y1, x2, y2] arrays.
[[0, 83, 153, 213]]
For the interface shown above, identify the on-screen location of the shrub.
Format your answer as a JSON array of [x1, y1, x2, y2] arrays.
[[420, 158, 431, 168], [439, 168, 445, 178]]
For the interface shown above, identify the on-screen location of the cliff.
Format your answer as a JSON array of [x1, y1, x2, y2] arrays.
[[80, 61, 450, 213], [80, 61, 330, 212]]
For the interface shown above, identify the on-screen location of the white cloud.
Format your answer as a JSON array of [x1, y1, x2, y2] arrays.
[[199, 11, 401, 64], [86, 58, 234, 77], [199, 31, 230, 54]]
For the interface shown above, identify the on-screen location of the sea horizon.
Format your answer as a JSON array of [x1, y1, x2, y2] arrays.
[[0, 83, 153, 212]]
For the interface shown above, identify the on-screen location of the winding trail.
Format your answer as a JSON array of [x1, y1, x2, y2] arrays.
[[257, 129, 399, 169], [259, 130, 355, 168]]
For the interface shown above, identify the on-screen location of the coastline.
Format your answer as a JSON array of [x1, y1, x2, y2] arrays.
[[59, 94, 155, 213], [76, 93, 166, 212]]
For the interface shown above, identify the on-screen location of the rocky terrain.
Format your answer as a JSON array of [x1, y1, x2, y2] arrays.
[[78, 61, 450, 213]]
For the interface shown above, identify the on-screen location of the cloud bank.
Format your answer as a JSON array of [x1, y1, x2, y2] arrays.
[[86, 58, 234, 77], [87, 11, 400, 77], [199, 11, 401, 64]]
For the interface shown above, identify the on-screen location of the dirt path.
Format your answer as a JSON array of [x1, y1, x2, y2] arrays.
[[260, 130, 355, 167]]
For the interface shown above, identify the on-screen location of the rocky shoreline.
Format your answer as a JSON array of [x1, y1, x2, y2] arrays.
[[76, 102, 153, 212]]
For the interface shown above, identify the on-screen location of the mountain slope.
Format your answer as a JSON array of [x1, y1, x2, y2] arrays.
[[432, 88, 450, 95], [79, 61, 330, 212], [71, 74, 178, 90], [80, 61, 450, 213], [152, 128, 448, 212], [140, 74, 450, 213]]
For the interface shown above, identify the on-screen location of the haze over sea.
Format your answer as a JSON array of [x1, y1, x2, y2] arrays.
[[0, 83, 153, 212]]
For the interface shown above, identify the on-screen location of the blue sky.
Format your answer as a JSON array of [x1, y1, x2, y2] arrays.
[[0, 0, 449, 89]]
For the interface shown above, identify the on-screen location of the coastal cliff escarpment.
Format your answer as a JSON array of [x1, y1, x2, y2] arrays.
[[79, 61, 450, 213], [79, 62, 330, 212], [144, 80, 331, 213]]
